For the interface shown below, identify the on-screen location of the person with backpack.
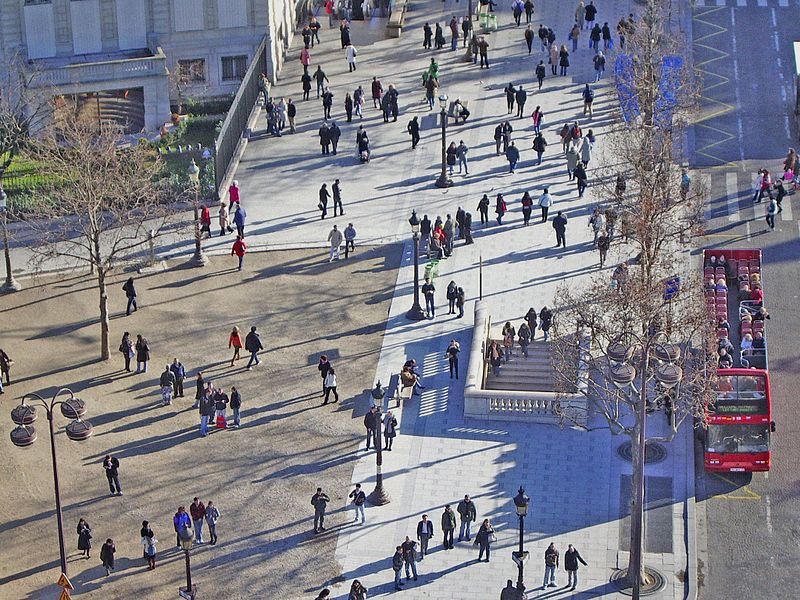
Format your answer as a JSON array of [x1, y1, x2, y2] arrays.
[[122, 277, 137, 316], [542, 542, 560, 589], [582, 83, 595, 117], [244, 326, 263, 369]]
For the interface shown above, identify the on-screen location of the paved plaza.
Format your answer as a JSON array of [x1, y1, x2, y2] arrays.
[[0, 1, 698, 599]]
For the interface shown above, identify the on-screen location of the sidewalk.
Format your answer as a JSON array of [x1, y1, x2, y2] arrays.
[[207, 1, 695, 599]]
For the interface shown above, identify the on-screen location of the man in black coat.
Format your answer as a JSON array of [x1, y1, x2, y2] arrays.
[[321, 89, 334, 120], [319, 123, 331, 155], [364, 406, 379, 449], [407, 116, 420, 149], [329, 121, 341, 155], [244, 326, 263, 369], [102, 455, 122, 496], [552, 211, 568, 248]]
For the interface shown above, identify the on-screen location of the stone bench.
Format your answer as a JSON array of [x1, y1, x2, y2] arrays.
[[386, 0, 408, 38]]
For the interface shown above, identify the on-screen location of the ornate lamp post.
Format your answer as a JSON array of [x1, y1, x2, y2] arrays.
[[406, 210, 426, 321], [367, 406, 390, 506], [607, 336, 682, 599], [9, 389, 94, 577], [178, 526, 197, 599], [435, 94, 453, 188], [0, 187, 22, 292], [512, 487, 530, 597], [187, 159, 207, 267]]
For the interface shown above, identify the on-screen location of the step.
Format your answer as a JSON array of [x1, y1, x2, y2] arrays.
[[491, 357, 552, 369], [485, 380, 556, 392]]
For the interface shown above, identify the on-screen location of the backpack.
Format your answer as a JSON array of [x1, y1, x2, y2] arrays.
[[585, 89, 594, 102]]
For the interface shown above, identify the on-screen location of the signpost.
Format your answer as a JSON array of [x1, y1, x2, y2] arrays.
[[57, 573, 74, 600]]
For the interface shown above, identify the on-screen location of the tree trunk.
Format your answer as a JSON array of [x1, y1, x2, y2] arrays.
[[98, 268, 110, 361]]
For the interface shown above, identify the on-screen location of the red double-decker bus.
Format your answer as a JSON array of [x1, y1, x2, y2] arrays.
[[702, 249, 775, 472]]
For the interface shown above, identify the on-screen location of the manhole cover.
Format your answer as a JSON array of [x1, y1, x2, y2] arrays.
[[617, 441, 667, 464], [610, 566, 667, 595]]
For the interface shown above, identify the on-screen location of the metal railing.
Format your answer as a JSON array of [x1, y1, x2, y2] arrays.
[[213, 36, 268, 196]]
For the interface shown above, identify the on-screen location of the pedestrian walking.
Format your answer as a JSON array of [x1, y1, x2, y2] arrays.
[[456, 286, 465, 318], [100, 539, 115, 576], [542, 542, 560, 589], [401, 536, 419, 581], [506, 141, 520, 173], [540, 306, 553, 341], [502, 321, 516, 360], [597, 230, 610, 267], [524, 24, 534, 54], [344, 92, 353, 122], [190, 498, 206, 543], [231, 386, 242, 429], [602, 21, 612, 49], [475, 518, 495, 562], [119, 332, 134, 372], [593, 51, 606, 81], [518, 321, 531, 357], [462, 15, 472, 47], [585, 1, 597, 32], [532, 131, 547, 166], [553, 211, 568, 247], [218, 203, 232, 236], [328, 224, 343, 261], [319, 183, 330, 218], [575, 162, 588, 197], [384, 409, 398, 450], [77, 518, 92, 558], [407, 116, 420, 149], [392, 546, 404, 590], [122, 277, 138, 315], [575, 0, 586, 29], [348, 580, 368, 600], [580, 137, 592, 166], [344, 223, 356, 258], [505, 82, 517, 114], [364, 405, 379, 447], [245, 326, 263, 369], [536, 60, 546, 89], [319, 121, 331, 155], [202, 501, 220, 545], [141, 522, 157, 570], [346, 44, 358, 71], [371, 76, 383, 108], [521, 191, 534, 226], [524, 0, 534, 22], [318, 354, 332, 396], [457, 140, 469, 174], [582, 83, 595, 117], [332, 179, 344, 216], [478, 36, 490, 68], [766, 197, 777, 231], [102, 454, 122, 496], [525, 306, 538, 338], [539, 188, 552, 222], [417, 514, 434, 556], [487, 339, 502, 376], [233, 204, 247, 238], [588, 207, 604, 246], [570, 22, 580, 52], [323, 366, 339, 403], [495, 193, 508, 225], [228, 326, 243, 366], [446, 141, 457, 175], [530, 107, 544, 137], [135, 334, 150, 373], [590, 23, 602, 51], [301, 72, 312, 100], [173, 506, 191, 547], [515, 87, 527, 119], [422, 277, 436, 318], [559, 45, 570, 76], [445, 339, 460, 379], [349, 483, 367, 524], [329, 120, 341, 154], [287, 98, 297, 132], [449, 16, 459, 50], [549, 43, 559, 75], [565, 544, 588, 590], [457, 495, 477, 541], [441, 504, 456, 549], [322, 88, 334, 120], [231, 235, 247, 271], [478, 194, 490, 225], [199, 205, 211, 238], [311, 487, 330, 533]]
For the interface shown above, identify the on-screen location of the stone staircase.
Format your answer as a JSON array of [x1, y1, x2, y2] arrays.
[[485, 339, 555, 392]]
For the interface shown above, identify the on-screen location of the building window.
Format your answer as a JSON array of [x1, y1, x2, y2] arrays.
[[221, 55, 248, 82], [24, 0, 52, 5], [178, 59, 206, 83]]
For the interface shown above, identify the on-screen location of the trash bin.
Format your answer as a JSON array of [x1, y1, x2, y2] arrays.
[[488, 14, 498, 30]]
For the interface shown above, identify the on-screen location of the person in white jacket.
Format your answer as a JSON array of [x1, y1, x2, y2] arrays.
[[346, 44, 358, 72], [324, 367, 339, 404]]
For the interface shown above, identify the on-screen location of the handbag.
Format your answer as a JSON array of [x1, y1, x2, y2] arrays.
[[489, 531, 498, 543]]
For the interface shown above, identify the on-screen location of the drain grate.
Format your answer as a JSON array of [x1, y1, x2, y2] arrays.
[[617, 440, 667, 464], [610, 566, 667, 596]]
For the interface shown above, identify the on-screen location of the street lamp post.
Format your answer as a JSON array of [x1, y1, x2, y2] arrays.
[[608, 337, 682, 598], [435, 94, 453, 188], [512, 487, 530, 598], [0, 188, 22, 292], [406, 210, 426, 321], [178, 526, 197, 599], [367, 405, 390, 505], [187, 159, 207, 267], [9, 389, 94, 577]]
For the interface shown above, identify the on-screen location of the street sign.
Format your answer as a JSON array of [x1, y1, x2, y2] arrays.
[[511, 550, 529, 566], [58, 589, 71, 600], [56, 573, 74, 590], [663, 275, 681, 301]]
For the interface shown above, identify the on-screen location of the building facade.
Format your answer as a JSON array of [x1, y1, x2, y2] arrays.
[[0, 0, 294, 132]]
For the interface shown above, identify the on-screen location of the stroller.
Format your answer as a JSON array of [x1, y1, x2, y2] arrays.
[[358, 138, 370, 162], [161, 385, 173, 406]]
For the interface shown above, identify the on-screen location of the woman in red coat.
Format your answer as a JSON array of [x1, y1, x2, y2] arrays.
[[200, 205, 212, 238]]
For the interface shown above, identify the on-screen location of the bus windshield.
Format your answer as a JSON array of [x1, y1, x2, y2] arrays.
[[706, 423, 770, 454]]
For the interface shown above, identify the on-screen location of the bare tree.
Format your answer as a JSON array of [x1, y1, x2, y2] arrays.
[[551, 0, 712, 593], [25, 113, 177, 360]]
